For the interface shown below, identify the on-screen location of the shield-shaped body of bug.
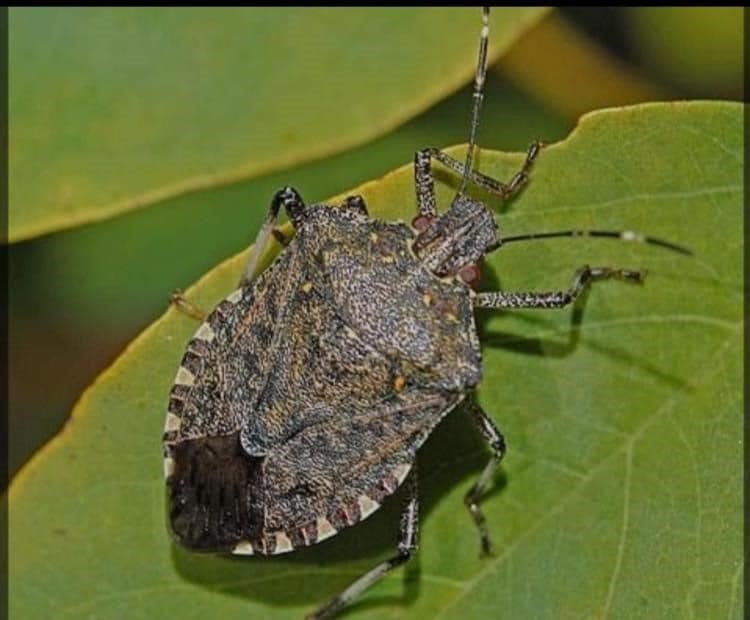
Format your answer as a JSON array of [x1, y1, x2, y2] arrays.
[[164, 8, 689, 619], [165, 194, 487, 551]]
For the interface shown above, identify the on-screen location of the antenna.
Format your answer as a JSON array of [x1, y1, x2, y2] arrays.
[[499, 229, 693, 256], [457, 6, 490, 197]]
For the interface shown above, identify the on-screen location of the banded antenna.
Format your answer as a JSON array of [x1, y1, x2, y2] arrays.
[[500, 229, 693, 256], [457, 6, 490, 197]]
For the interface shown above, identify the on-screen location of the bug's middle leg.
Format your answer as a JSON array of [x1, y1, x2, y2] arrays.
[[464, 398, 506, 556], [308, 468, 419, 620]]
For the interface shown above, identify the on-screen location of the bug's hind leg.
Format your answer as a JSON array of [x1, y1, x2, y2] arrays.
[[474, 265, 646, 310], [309, 468, 419, 620], [464, 398, 506, 556], [241, 186, 306, 286]]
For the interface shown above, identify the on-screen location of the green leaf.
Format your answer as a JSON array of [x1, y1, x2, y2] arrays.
[[9, 7, 546, 242], [10, 102, 742, 619]]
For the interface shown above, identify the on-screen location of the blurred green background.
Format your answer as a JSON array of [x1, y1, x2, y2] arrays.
[[8, 7, 744, 482]]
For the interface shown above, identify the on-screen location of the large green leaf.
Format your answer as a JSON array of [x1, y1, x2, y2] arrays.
[[9, 7, 545, 242], [10, 102, 742, 619]]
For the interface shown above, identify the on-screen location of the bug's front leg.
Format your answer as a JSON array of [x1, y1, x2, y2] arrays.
[[473, 265, 646, 310], [464, 397, 506, 556], [309, 468, 419, 620], [242, 186, 307, 286], [413, 141, 541, 222]]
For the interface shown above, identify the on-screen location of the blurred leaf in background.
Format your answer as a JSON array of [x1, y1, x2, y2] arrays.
[[10, 102, 742, 619], [499, 12, 669, 120], [8, 7, 545, 242], [624, 7, 744, 100]]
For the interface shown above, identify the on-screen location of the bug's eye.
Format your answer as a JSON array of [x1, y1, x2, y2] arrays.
[[411, 214, 433, 232], [458, 262, 481, 286]]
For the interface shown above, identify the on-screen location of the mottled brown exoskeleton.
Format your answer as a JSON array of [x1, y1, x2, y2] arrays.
[[164, 7, 690, 619]]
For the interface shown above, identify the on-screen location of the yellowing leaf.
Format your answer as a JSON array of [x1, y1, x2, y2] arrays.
[[498, 12, 669, 119], [625, 8, 743, 99], [10, 102, 742, 619]]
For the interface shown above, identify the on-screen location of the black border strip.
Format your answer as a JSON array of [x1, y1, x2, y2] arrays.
[[742, 4, 748, 612], [1, 7, 9, 620]]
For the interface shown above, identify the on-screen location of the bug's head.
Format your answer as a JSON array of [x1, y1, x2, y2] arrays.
[[411, 193, 498, 285]]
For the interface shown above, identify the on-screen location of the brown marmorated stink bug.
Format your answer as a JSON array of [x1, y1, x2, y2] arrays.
[[163, 7, 690, 619]]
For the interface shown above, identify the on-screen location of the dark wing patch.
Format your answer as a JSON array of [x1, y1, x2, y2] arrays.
[[167, 432, 264, 551]]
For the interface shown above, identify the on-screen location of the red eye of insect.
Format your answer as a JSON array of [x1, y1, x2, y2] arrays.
[[458, 262, 481, 286], [411, 214, 433, 232]]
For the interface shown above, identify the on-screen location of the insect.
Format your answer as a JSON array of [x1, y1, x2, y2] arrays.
[[163, 7, 690, 619]]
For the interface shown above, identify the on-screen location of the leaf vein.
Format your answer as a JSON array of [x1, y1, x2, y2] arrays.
[[602, 443, 633, 617], [432, 326, 738, 620]]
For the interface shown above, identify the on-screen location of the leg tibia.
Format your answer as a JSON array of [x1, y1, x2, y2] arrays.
[[308, 469, 419, 620], [475, 265, 646, 310]]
